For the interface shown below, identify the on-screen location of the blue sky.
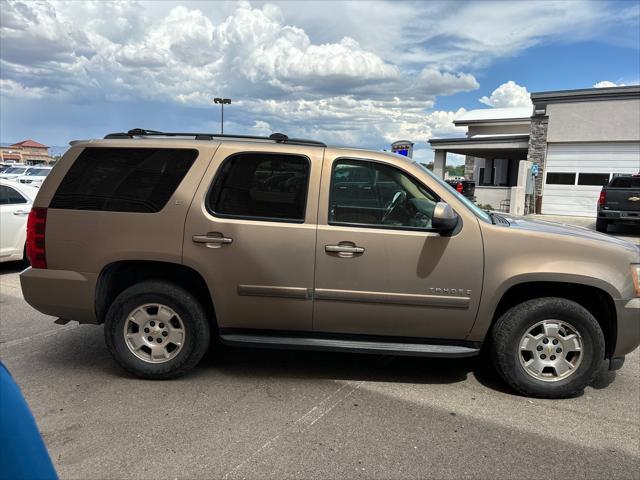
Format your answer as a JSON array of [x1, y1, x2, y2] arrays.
[[1, 0, 639, 163], [435, 41, 640, 112]]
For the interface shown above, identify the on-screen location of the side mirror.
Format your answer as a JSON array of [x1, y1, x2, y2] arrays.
[[432, 202, 459, 231]]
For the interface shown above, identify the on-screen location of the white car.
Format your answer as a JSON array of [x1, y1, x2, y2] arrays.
[[0, 180, 38, 263], [16, 166, 52, 187], [0, 166, 30, 180]]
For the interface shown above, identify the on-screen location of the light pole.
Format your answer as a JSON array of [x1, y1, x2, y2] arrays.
[[213, 97, 231, 134]]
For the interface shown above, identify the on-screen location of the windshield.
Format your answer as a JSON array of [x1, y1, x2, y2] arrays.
[[416, 163, 492, 223], [25, 168, 50, 176], [4, 167, 27, 174]]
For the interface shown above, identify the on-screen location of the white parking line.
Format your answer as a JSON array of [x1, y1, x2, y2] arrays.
[[0, 323, 82, 349], [222, 380, 365, 480]]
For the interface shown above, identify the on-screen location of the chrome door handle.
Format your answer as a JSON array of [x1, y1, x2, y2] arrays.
[[13, 210, 29, 216], [193, 233, 233, 248], [325, 242, 364, 258]]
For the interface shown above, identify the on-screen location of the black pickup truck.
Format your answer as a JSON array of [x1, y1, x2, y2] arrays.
[[596, 175, 640, 232]]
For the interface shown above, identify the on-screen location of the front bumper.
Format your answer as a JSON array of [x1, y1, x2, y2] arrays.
[[20, 267, 98, 324], [613, 298, 640, 357]]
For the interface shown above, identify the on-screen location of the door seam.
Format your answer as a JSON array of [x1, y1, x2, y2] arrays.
[[311, 148, 326, 330]]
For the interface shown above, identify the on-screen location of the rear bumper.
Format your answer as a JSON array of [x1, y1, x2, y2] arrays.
[[598, 209, 640, 222], [20, 267, 98, 324], [613, 298, 640, 357]]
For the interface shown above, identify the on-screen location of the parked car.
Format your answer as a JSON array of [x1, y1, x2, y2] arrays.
[[0, 166, 30, 180], [445, 179, 476, 200], [597, 174, 640, 232], [0, 180, 38, 264], [0, 162, 23, 173], [16, 166, 53, 188], [20, 129, 640, 398]]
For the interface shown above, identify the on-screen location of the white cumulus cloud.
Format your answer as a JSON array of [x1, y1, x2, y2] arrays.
[[0, 0, 484, 150], [479, 81, 532, 108], [593, 80, 626, 88], [0, 1, 477, 105], [3, 0, 637, 151]]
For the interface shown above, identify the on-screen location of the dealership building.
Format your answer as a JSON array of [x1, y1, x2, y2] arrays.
[[0, 139, 52, 165], [429, 85, 640, 217]]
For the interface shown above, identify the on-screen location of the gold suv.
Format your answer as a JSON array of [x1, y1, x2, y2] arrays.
[[20, 129, 640, 398]]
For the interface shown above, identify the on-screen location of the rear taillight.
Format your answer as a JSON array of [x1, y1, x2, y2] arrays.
[[456, 182, 464, 193], [26, 208, 47, 269], [598, 189, 606, 206]]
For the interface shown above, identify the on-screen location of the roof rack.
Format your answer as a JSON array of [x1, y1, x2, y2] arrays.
[[104, 128, 326, 147]]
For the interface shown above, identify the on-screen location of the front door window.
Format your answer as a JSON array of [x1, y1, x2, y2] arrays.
[[329, 159, 438, 230]]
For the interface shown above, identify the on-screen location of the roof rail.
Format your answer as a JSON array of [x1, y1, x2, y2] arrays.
[[104, 128, 326, 147]]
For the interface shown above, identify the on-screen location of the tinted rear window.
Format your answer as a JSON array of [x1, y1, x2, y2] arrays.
[[609, 176, 640, 188], [50, 148, 197, 213], [207, 153, 310, 222]]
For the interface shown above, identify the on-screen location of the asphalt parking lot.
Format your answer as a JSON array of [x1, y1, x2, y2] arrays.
[[1, 222, 639, 479]]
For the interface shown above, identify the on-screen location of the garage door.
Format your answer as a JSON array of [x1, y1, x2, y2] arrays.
[[541, 142, 640, 217]]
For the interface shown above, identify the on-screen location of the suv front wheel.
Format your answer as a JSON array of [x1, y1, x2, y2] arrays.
[[104, 280, 211, 379], [492, 297, 605, 398]]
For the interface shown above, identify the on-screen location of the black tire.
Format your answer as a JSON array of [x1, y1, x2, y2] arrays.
[[595, 218, 609, 233], [20, 244, 30, 268], [104, 280, 211, 379], [492, 297, 605, 398]]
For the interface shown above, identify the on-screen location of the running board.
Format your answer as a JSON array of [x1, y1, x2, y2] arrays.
[[219, 333, 480, 358]]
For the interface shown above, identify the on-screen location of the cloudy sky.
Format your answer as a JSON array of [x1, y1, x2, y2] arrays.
[[1, 0, 639, 163]]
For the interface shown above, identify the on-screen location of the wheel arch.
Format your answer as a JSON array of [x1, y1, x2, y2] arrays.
[[95, 260, 216, 328], [487, 281, 617, 357]]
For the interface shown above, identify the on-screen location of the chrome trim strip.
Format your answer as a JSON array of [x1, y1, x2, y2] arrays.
[[237, 285, 311, 300], [314, 288, 470, 308], [220, 334, 480, 357]]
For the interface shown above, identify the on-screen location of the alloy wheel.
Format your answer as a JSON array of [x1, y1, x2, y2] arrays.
[[518, 319, 583, 382], [123, 303, 186, 363]]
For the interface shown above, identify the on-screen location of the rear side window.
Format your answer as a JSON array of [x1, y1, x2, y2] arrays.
[[208, 153, 310, 222], [50, 148, 197, 213], [0, 185, 27, 205]]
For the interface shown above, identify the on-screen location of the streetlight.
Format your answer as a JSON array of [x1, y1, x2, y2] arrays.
[[213, 97, 231, 134]]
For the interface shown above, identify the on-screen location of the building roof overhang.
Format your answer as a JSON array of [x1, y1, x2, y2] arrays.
[[453, 118, 531, 127], [453, 107, 533, 127], [531, 85, 640, 105], [428, 134, 530, 159]]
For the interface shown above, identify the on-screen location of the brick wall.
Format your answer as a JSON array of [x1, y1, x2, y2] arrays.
[[526, 115, 548, 211], [464, 156, 476, 180]]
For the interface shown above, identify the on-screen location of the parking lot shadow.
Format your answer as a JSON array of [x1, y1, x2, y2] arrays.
[[24, 321, 611, 397], [199, 343, 479, 386], [608, 223, 640, 240], [0, 261, 25, 276]]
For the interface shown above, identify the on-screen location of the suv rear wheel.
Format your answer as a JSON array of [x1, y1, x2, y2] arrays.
[[104, 280, 210, 379], [595, 218, 609, 232], [492, 297, 604, 398]]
